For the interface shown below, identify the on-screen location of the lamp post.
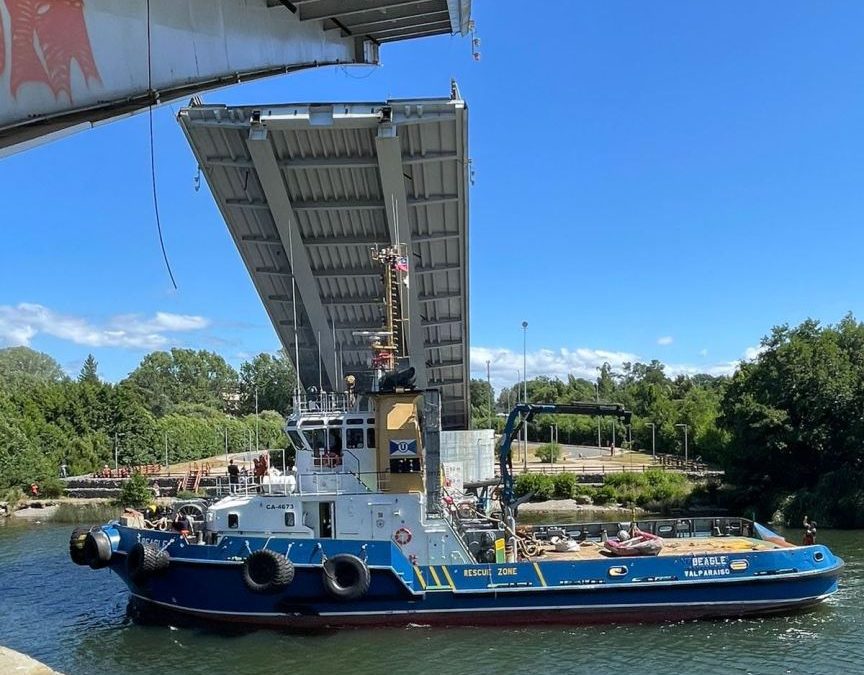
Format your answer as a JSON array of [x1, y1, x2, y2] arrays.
[[255, 385, 260, 453], [216, 426, 229, 466], [113, 432, 127, 472], [675, 423, 689, 462], [486, 359, 493, 429], [593, 381, 601, 447], [646, 422, 656, 459], [521, 321, 528, 471]]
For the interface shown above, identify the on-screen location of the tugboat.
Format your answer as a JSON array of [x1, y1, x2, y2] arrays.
[[68, 250, 843, 627]]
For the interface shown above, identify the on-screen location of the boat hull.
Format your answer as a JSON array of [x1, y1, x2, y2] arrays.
[[99, 525, 843, 629]]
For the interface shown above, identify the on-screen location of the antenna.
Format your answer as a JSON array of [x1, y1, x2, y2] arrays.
[[288, 220, 301, 401]]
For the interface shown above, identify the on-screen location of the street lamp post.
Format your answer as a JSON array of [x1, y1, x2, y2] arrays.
[[255, 385, 260, 453], [113, 432, 127, 472], [486, 359, 493, 429], [646, 422, 656, 459], [521, 321, 528, 471], [593, 382, 601, 448], [675, 424, 689, 462]]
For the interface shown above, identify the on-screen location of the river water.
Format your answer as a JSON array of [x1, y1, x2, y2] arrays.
[[0, 519, 860, 675]]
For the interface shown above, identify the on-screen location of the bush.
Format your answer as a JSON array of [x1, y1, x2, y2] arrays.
[[553, 473, 578, 499], [176, 490, 203, 500], [514, 473, 555, 501], [115, 473, 153, 509], [39, 477, 66, 498], [593, 486, 617, 505], [535, 442, 563, 464], [3, 487, 24, 507]]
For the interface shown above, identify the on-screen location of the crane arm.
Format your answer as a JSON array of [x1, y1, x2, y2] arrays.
[[498, 402, 632, 506]]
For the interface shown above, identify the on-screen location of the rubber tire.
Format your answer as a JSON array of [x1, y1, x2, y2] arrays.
[[322, 554, 370, 601], [83, 529, 113, 569], [127, 542, 170, 584], [69, 527, 89, 566], [243, 550, 294, 593]]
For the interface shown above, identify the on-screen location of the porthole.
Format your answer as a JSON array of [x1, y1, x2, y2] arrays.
[[814, 551, 825, 562]]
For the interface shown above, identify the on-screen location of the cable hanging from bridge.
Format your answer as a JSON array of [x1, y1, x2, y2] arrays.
[[146, 0, 178, 291]]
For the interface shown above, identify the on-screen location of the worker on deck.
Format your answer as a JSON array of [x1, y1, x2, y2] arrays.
[[227, 459, 239, 493]]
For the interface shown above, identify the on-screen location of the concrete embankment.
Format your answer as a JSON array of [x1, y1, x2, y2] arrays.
[[0, 646, 63, 674]]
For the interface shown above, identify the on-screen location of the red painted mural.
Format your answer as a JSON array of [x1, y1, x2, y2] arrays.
[[1, 0, 101, 100]]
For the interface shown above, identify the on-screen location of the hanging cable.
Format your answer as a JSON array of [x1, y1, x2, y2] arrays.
[[146, 0, 178, 290]]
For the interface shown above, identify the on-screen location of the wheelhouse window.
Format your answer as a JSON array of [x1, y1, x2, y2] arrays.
[[228, 513, 239, 529], [367, 428, 376, 449], [346, 428, 364, 449], [284, 512, 295, 527]]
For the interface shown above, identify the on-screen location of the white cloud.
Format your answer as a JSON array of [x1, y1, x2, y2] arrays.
[[470, 345, 639, 390], [0, 303, 210, 350], [743, 345, 766, 361], [699, 348, 709, 357], [657, 336, 674, 346], [471, 344, 760, 389]]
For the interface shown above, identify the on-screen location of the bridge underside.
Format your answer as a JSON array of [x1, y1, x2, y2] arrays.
[[179, 92, 470, 430], [0, 0, 470, 155]]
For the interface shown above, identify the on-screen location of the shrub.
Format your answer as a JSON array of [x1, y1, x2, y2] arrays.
[[176, 490, 203, 500], [593, 486, 617, 505], [2, 487, 24, 507], [39, 477, 66, 498], [553, 472, 578, 499], [115, 473, 152, 509], [534, 442, 563, 464], [514, 473, 555, 500]]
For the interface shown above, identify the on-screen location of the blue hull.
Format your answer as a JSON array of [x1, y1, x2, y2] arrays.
[[93, 524, 843, 628]]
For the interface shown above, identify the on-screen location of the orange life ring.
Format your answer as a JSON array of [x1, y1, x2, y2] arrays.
[[393, 527, 412, 546]]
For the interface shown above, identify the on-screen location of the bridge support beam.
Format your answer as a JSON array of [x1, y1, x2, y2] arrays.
[[246, 129, 339, 392]]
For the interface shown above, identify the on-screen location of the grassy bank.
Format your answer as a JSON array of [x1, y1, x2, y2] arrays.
[[515, 470, 693, 513]]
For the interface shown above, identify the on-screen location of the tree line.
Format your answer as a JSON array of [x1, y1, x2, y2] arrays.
[[471, 314, 864, 527], [0, 346, 295, 489]]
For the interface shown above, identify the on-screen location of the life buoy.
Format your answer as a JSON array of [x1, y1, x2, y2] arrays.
[[69, 527, 89, 566], [243, 549, 294, 593], [393, 527, 412, 546], [83, 529, 113, 569], [127, 542, 170, 584], [322, 554, 370, 601]]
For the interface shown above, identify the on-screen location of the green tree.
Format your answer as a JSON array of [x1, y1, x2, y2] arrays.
[[469, 378, 494, 429], [124, 348, 239, 416], [78, 354, 100, 384], [238, 351, 296, 415], [0, 346, 67, 389]]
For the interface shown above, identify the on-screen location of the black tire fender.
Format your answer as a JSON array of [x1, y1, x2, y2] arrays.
[[69, 527, 89, 566], [322, 554, 370, 601], [243, 549, 295, 593], [126, 542, 170, 584], [83, 529, 113, 569]]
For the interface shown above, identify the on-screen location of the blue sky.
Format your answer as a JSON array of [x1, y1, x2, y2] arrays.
[[3, 1, 864, 391]]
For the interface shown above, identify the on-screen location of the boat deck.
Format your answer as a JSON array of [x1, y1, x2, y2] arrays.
[[534, 536, 785, 561]]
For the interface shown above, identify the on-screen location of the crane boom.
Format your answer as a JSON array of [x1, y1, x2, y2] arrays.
[[498, 402, 632, 507]]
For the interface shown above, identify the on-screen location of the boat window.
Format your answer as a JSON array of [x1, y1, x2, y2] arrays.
[[228, 513, 239, 529], [367, 418, 375, 425], [347, 418, 364, 425], [390, 457, 421, 474], [284, 512, 295, 527], [302, 428, 326, 452], [319, 502, 334, 538], [346, 428, 364, 449], [327, 428, 342, 452], [367, 428, 376, 449], [287, 430, 305, 451]]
